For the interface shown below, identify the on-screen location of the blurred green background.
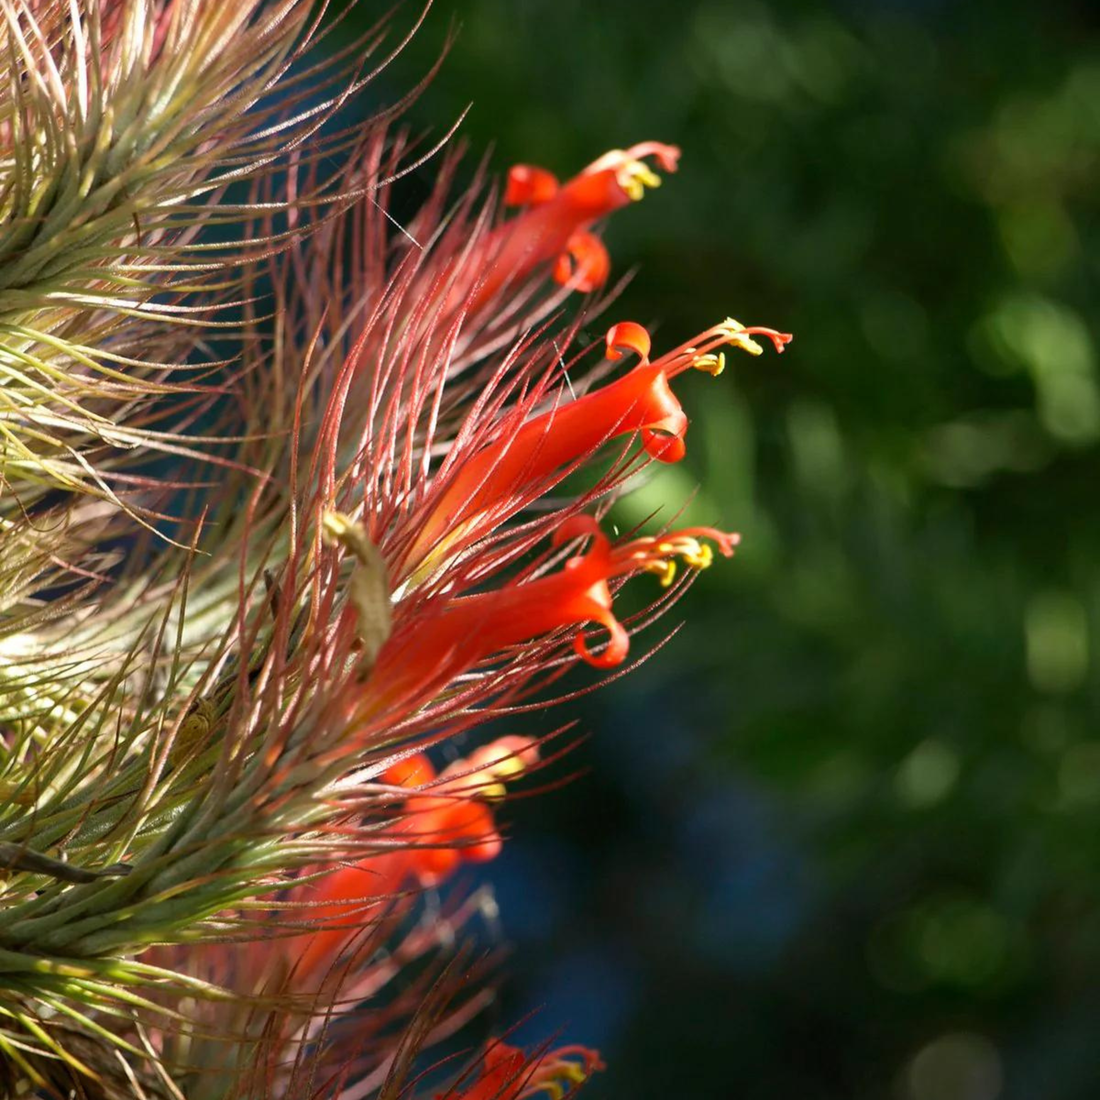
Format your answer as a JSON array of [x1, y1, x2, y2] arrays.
[[338, 1, 1100, 1097]]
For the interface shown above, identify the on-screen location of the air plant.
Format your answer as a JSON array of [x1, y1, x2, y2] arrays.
[[0, 2, 790, 1098]]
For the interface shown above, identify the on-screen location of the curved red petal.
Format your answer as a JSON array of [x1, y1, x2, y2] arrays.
[[573, 605, 631, 668], [552, 230, 611, 292], [642, 428, 687, 463], [605, 321, 652, 362]]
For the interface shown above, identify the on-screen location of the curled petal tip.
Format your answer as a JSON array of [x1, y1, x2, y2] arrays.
[[573, 613, 631, 668], [605, 320, 652, 361], [643, 429, 687, 463], [553, 230, 611, 291]]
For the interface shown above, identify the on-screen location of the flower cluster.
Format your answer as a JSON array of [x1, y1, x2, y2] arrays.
[[292, 736, 541, 984], [0, 3, 789, 1099]]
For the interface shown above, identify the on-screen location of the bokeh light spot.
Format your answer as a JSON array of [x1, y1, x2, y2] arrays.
[[906, 1033, 1002, 1100], [1025, 591, 1089, 695], [895, 738, 959, 808], [971, 294, 1100, 444]]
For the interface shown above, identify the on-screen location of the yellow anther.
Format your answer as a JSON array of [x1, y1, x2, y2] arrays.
[[633, 534, 724, 588], [483, 749, 528, 781], [683, 544, 714, 570], [718, 317, 764, 356], [479, 780, 509, 802], [692, 351, 725, 376], [618, 159, 663, 201], [536, 1064, 589, 1100], [641, 558, 677, 586], [729, 333, 764, 356]]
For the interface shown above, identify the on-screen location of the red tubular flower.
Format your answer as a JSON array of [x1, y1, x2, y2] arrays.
[[442, 1040, 604, 1100], [402, 319, 789, 576], [294, 738, 539, 981], [463, 142, 681, 312], [372, 518, 739, 715]]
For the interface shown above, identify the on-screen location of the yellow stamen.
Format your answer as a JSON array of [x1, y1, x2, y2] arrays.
[[617, 158, 663, 201], [478, 780, 509, 802], [483, 748, 528, 781], [718, 317, 765, 356], [692, 351, 726, 376], [683, 544, 714, 570], [537, 1064, 590, 1099], [638, 557, 676, 586], [633, 536, 721, 587]]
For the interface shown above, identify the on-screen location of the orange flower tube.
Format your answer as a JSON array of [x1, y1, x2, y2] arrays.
[[462, 142, 681, 312], [403, 319, 789, 575], [373, 518, 739, 715]]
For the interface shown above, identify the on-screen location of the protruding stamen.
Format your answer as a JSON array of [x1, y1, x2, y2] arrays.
[[638, 558, 677, 587], [692, 351, 726, 376], [718, 317, 794, 356], [683, 543, 714, 569], [586, 142, 682, 180], [616, 157, 663, 201], [619, 531, 727, 587], [446, 736, 540, 800]]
